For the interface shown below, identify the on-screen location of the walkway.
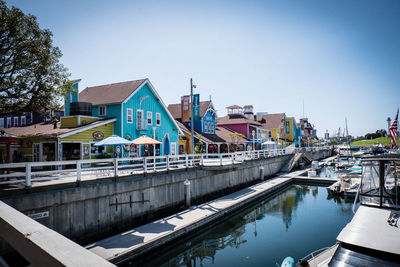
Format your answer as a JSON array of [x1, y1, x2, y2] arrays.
[[87, 169, 307, 264]]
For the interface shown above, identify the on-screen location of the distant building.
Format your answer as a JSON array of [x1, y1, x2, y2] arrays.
[[217, 105, 262, 150], [168, 96, 224, 153]]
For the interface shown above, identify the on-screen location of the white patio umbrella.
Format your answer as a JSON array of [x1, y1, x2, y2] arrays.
[[94, 135, 132, 158], [94, 135, 132, 146]]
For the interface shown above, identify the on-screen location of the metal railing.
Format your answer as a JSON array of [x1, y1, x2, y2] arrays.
[[0, 147, 330, 187]]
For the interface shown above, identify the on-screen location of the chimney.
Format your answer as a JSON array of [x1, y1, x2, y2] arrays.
[[52, 118, 59, 129]]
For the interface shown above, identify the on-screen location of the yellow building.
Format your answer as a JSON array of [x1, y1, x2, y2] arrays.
[[260, 114, 297, 145], [284, 117, 296, 142], [2, 116, 116, 162]]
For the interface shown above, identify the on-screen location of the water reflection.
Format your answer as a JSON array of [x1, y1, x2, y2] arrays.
[[127, 185, 355, 267]]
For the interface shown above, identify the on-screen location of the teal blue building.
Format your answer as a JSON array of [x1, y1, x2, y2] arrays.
[[64, 79, 81, 116], [66, 78, 181, 156]]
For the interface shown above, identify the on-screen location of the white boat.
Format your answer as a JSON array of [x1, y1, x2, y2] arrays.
[[327, 177, 361, 197], [299, 154, 400, 266]]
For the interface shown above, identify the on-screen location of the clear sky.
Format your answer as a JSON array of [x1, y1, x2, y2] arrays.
[[6, 0, 400, 137]]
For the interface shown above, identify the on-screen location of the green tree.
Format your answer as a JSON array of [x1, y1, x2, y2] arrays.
[[0, 1, 70, 114]]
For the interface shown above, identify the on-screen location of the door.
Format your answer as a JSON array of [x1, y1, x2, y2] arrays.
[[163, 136, 170, 155], [33, 143, 40, 162], [42, 143, 56, 161]]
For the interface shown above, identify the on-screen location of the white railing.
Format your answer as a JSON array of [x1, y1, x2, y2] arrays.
[[0, 147, 330, 187]]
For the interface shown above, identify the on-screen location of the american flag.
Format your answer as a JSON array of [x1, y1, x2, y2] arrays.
[[389, 109, 399, 148]]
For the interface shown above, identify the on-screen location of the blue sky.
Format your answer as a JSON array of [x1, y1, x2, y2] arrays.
[[6, 0, 400, 137]]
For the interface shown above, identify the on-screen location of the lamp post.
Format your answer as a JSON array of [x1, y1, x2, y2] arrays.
[[252, 130, 255, 151], [152, 126, 156, 156], [190, 78, 196, 154]]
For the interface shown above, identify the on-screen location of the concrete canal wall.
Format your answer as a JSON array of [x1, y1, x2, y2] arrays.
[[0, 149, 331, 255]]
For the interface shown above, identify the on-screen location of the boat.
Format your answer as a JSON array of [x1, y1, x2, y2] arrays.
[[299, 154, 400, 266], [280, 256, 295, 267], [327, 176, 361, 197]]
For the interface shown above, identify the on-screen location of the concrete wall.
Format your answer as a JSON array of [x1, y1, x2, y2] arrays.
[[311, 148, 332, 161], [0, 154, 293, 254]]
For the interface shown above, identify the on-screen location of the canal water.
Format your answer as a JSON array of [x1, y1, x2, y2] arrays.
[[128, 184, 357, 267]]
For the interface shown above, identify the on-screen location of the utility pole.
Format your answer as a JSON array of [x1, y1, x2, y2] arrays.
[[190, 78, 196, 154]]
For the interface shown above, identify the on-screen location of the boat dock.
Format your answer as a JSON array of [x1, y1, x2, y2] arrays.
[[87, 168, 335, 265]]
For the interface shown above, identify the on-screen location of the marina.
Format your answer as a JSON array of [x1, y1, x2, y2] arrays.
[[0, 1, 400, 266], [119, 183, 357, 267]]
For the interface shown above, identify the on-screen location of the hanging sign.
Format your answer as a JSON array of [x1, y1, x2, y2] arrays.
[[193, 94, 200, 121], [28, 211, 49, 220], [181, 95, 191, 122]]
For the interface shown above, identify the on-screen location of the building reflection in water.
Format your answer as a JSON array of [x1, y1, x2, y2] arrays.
[[149, 185, 319, 267], [127, 185, 355, 267]]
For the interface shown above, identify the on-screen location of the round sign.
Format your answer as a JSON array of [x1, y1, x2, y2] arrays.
[[93, 131, 104, 140]]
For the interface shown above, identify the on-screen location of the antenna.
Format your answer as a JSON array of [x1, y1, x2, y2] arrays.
[[302, 98, 304, 118], [345, 117, 349, 145]]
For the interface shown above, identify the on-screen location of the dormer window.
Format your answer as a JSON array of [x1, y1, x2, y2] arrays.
[[99, 105, 106, 116]]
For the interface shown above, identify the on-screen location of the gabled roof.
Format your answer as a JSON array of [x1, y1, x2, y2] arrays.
[[216, 115, 262, 126], [176, 120, 248, 144], [1, 119, 116, 138], [261, 113, 285, 129], [226, 105, 242, 109], [167, 101, 212, 120], [70, 79, 81, 84], [215, 127, 248, 143], [176, 121, 224, 143], [79, 79, 147, 106]]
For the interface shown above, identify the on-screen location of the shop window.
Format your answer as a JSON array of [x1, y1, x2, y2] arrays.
[[171, 142, 176, 155], [13, 117, 18, 127], [7, 118, 11, 128], [91, 143, 105, 155], [178, 144, 185, 155], [99, 105, 106, 116], [130, 145, 139, 157], [0, 118, 4, 128]]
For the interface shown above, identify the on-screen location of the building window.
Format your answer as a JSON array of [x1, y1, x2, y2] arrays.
[[147, 111, 152, 125], [91, 143, 105, 155], [13, 117, 18, 127], [6, 118, 11, 128], [21, 116, 26, 126], [45, 110, 51, 122], [99, 105, 106, 116], [0, 118, 3, 128], [171, 142, 176, 155], [127, 108, 133, 123], [204, 122, 208, 133], [156, 113, 161, 126], [137, 109, 144, 130]]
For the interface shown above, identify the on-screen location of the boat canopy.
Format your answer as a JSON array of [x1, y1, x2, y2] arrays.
[[360, 154, 400, 209]]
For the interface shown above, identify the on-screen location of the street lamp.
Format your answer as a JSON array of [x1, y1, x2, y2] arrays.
[[152, 127, 156, 156], [252, 130, 255, 151], [190, 78, 196, 154]]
